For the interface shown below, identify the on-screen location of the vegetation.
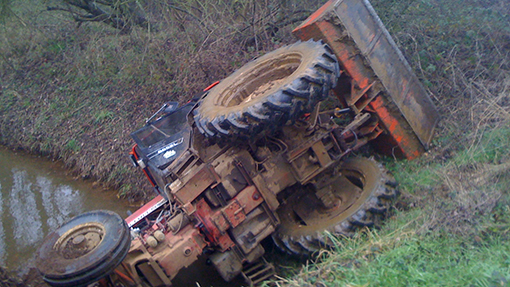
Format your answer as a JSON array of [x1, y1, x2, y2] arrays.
[[0, 0, 509, 286]]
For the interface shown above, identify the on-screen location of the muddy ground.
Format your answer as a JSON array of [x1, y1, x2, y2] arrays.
[[0, 268, 46, 287]]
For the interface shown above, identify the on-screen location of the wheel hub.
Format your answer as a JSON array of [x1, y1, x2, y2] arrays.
[[220, 54, 302, 107], [54, 223, 105, 259]]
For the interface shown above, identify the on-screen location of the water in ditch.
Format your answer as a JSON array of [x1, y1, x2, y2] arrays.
[[0, 146, 133, 275]]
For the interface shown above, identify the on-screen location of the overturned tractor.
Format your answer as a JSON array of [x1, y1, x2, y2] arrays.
[[36, 0, 439, 286]]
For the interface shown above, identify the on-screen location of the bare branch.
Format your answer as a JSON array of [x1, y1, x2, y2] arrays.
[[47, 0, 152, 32]]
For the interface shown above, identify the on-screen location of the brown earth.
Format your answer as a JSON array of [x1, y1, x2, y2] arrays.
[[0, 267, 46, 287]]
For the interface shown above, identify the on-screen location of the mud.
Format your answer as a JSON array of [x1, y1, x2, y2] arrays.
[[0, 267, 45, 287]]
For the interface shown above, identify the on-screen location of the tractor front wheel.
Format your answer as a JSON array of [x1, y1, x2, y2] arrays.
[[36, 210, 131, 287]]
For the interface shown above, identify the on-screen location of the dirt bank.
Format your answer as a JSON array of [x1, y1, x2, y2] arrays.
[[0, 267, 46, 287]]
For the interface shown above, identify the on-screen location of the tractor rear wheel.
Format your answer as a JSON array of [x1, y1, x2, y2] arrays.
[[272, 157, 398, 255], [193, 40, 339, 142]]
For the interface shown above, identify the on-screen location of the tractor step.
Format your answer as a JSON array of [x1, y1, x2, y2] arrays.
[[241, 257, 276, 286]]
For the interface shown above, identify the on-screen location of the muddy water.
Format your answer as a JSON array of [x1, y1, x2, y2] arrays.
[[0, 147, 132, 275]]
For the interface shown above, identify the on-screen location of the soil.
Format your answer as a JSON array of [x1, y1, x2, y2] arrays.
[[0, 267, 46, 287]]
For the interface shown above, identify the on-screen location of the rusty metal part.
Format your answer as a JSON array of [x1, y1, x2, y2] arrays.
[[231, 207, 275, 255], [241, 257, 276, 287], [194, 185, 265, 251], [167, 212, 190, 233], [171, 164, 218, 206], [195, 198, 236, 251], [231, 150, 285, 215], [286, 127, 344, 184], [340, 113, 371, 137], [330, 113, 384, 152], [121, 224, 207, 285], [293, 0, 439, 159]]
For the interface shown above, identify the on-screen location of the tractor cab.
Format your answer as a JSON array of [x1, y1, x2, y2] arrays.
[[130, 102, 194, 172]]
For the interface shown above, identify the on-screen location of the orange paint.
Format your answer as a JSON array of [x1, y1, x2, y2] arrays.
[[203, 81, 220, 92], [131, 144, 157, 187], [195, 199, 235, 252], [293, 1, 333, 32], [293, 8, 424, 160]]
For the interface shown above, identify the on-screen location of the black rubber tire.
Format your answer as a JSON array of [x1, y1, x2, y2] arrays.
[[36, 210, 131, 287], [272, 158, 398, 256], [193, 40, 340, 141]]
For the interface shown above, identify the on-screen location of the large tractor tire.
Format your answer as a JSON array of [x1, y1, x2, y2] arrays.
[[272, 158, 398, 255], [36, 210, 131, 287], [193, 40, 340, 141]]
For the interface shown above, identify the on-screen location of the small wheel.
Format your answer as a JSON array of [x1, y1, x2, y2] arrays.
[[273, 158, 398, 255], [36, 210, 131, 287], [193, 40, 340, 141]]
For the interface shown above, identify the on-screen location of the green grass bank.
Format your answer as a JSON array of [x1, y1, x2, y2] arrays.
[[1, 0, 509, 285]]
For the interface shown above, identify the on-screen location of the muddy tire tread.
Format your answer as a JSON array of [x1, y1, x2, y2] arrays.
[[273, 159, 398, 256], [194, 40, 340, 141]]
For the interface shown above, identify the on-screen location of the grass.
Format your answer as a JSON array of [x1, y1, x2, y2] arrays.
[[305, 232, 510, 286], [64, 139, 80, 153], [455, 127, 510, 166], [94, 110, 114, 124]]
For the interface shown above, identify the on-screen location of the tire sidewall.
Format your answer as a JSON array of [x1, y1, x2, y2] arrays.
[[277, 158, 382, 237], [36, 210, 129, 280], [198, 41, 326, 119]]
